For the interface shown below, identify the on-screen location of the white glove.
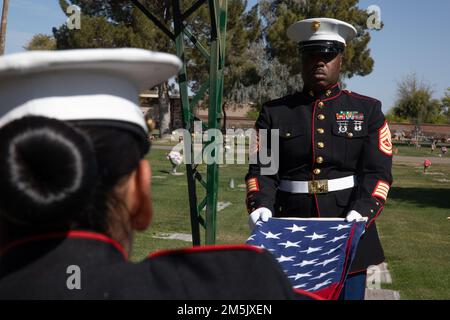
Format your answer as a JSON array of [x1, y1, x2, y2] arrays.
[[345, 210, 367, 222], [248, 207, 273, 230]]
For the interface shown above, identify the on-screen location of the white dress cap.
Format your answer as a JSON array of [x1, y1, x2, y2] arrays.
[[287, 17, 357, 45], [0, 48, 182, 133]]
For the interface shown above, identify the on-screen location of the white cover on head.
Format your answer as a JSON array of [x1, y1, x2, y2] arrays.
[[287, 17, 357, 45], [0, 48, 183, 133]]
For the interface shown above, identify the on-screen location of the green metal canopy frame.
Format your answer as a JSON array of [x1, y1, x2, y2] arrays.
[[131, 0, 228, 245]]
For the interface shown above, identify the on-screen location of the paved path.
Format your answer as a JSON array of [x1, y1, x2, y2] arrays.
[[152, 145, 175, 150], [153, 145, 450, 164], [365, 288, 401, 300], [365, 263, 400, 300]]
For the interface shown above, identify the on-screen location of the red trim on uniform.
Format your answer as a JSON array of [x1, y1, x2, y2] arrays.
[[325, 83, 340, 92], [321, 83, 341, 100], [314, 194, 321, 217], [310, 90, 343, 171], [348, 266, 384, 275], [312, 283, 340, 300], [303, 83, 341, 100], [348, 269, 367, 275], [310, 100, 321, 217], [342, 90, 379, 102], [293, 288, 325, 300], [310, 88, 343, 171], [367, 203, 384, 229], [311, 100, 318, 169], [328, 82, 340, 90], [147, 244, 264, 259], [321, 89, 343, 102], [0, 230, 128, 259], [307, 86, 343, 217]]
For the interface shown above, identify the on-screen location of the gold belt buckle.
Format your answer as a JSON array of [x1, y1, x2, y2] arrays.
[[308, 179, 329, 194]]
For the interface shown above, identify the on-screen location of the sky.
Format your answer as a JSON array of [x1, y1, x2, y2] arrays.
[[4, 0, 450, 112]]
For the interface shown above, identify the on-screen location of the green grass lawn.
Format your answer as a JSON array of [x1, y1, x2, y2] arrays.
[[132, 148, 450, 300], [132, 149, 250, 260], [377, 163, 450, 299], [394, 144, 449, 158]]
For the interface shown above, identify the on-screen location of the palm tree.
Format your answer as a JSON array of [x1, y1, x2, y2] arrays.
[[0, 0, 10, 55]]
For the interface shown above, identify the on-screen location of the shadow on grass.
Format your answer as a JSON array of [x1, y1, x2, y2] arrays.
[[389, 187, 450, 209]]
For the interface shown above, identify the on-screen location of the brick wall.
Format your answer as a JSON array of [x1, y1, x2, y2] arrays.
[[390, 123, 450, 139], [140, 96, 183, 130]]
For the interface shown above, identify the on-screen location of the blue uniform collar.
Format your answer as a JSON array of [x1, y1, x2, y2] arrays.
[[302, 83, 341, 100]]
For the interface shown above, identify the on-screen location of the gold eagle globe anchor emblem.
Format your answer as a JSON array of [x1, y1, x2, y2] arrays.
[[311, 21, 321, 32]]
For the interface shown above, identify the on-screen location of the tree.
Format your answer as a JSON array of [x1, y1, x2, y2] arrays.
[[442, 88, 450, 123], [384, 111, 409, 124], [260, 0, 378, 89], [24, 34, 57, 50], [391, 74, 447, 124], [0, 0, 9, 55], [235, 40, 303, 109], [53, 0, 175, 137], [185, 0, 262, 103], [52, 1, 261, 135]]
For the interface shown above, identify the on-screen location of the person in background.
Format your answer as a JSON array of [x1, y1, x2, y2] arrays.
[[423, 159, 431, 173], [167, 150, 183, 174]]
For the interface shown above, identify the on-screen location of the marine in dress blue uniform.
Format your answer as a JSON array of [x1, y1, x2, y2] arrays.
[[245, 18, 393, 300]]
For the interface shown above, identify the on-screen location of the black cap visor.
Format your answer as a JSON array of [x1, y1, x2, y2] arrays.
[[69, 119, 151, 156], [299, 40, 345, 54]]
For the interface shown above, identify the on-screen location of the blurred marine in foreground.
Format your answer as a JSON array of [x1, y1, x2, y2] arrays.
[[0, 48, 300, 299]]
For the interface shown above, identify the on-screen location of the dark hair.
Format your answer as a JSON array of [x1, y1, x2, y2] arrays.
[[0, 116, 148, 234]]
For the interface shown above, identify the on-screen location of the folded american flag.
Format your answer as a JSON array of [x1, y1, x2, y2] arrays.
[[246, 218, 366, 300]]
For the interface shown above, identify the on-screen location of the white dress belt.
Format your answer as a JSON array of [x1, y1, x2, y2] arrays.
[[279, 175, 356, 194]]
